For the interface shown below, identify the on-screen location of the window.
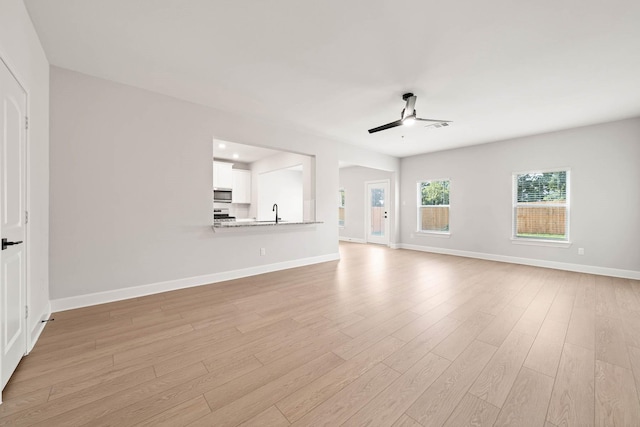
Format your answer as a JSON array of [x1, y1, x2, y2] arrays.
[[417, 179, 450, 233], [513, 170, 569, 241], [338, 188, 345, 227]]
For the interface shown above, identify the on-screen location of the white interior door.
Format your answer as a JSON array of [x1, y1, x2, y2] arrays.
[[1, 59, 28, 391], [365, 181, 390, 245]]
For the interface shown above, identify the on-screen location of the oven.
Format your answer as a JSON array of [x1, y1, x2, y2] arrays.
[[214, 207, 235, 222]]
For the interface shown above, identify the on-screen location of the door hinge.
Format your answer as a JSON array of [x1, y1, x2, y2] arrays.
[[25, 210, 29, 224], [25, 116, 29, 130], [25, 305, 29, 319]]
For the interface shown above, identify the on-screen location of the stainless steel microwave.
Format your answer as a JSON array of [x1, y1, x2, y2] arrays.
[[213, 188, 232, 203]]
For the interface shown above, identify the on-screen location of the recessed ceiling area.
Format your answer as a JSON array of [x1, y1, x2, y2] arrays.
[[24, 0, 640, 157], [213, 139, 281, 163]]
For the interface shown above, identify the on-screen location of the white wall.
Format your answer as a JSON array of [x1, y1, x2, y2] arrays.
[[49, 67, 400, 306], [257, 169, 303, 222], [338, 144, 399, 173], [0, 0, 50, 346], [339, 166, 395, 243], [249, 151, 314, 221], [400, 117, 640, 277]]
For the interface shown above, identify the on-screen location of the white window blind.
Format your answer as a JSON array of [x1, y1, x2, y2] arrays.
[[513, 170, 569, 240], [417, 180, 450, 233]]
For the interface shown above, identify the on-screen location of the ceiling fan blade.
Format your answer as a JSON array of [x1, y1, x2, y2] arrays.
[[368, 120, 403, 134], [424, 122, 450, 129], [403, 95, 417, 119], [415, 118, 452, 123]]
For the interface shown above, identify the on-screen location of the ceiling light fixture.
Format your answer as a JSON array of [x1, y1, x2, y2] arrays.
[[232, 153, 239, 159], [218, 143, 226, 149], [403, 115, 416, 126]]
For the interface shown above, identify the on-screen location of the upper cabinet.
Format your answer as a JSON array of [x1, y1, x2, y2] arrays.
[[232, 169, 251, 204], [213, 161, 233, 189]]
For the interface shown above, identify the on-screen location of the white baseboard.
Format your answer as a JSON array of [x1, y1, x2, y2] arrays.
[[339, 237, 367, 244], [399, 243, 640, 280], [339, 238, 400, 249], [50, 253, 340, 312], [28, 302, 51, 353]]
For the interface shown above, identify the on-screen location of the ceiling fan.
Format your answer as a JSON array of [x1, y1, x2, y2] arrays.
[[368, 93, 451, 134]]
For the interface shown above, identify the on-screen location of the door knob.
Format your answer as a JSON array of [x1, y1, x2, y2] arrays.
[[2, 238, 23, 251]]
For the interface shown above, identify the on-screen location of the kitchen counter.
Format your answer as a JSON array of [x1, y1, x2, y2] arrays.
[[213, 220, 322, 230]]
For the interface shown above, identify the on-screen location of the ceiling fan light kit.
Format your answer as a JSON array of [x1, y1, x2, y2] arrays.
[[368, 92, 451, 134], [402, 116, 416, 126]]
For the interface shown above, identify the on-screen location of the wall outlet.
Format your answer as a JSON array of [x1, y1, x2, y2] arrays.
[[260, 248, 266, 256], [578, 247, 584, 255]]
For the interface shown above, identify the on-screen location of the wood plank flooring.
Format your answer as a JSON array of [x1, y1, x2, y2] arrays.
[[2, 242, 640, 426]]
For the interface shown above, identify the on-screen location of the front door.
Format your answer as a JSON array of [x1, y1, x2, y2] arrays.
[[366, 181, 390, 245], [1, 58, 28, 390]]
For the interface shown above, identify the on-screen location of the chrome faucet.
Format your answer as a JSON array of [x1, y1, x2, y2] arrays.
[[272, 203, 279, 224]]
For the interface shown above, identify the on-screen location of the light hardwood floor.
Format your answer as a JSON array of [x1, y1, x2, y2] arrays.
[[2, 242, 640, 426]]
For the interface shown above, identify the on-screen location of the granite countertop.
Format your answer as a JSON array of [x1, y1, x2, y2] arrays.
[[212, 220, 322, 229]]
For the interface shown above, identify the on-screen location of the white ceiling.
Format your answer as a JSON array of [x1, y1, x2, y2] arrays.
[[213, 139, 281, 163], [25, 0, 640, 158]]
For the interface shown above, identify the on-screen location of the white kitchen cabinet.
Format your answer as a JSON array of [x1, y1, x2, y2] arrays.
[[232, 169, 251, 204], [213, 161, 233, 189]]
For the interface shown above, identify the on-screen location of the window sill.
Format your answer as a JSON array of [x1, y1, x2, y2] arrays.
[[415, 231, 451, 239], [511, 238, 571, 248]]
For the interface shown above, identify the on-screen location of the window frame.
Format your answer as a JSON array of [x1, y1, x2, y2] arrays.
[[416, 178, 451, 236], [511, 168, 571, 246], [338, 187, 345, 228]]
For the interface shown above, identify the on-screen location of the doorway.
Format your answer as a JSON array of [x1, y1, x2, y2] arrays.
[[365, 180, 390, 245], [1, 58, 28, 391]]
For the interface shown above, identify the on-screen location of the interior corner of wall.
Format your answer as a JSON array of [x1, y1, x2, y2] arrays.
[[29, 301, 51, 352]]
